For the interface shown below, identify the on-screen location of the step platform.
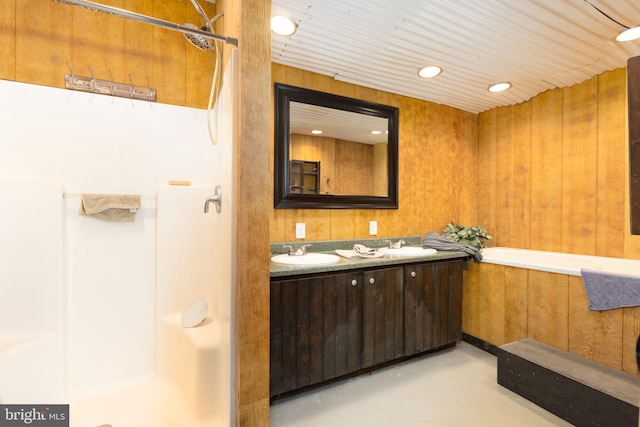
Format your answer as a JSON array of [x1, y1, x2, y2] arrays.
[[497, 338, 640, 427]]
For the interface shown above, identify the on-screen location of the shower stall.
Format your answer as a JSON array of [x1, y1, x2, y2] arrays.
[[0, 47, 237, 427]]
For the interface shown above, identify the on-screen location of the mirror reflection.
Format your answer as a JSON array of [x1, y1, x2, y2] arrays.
[[274, 83, 399, 209], [289, 102, 389, 196]]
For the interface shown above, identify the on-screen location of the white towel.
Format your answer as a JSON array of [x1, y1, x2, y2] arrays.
[[80, 193, 141, 222], [335, 249, 384, 259]]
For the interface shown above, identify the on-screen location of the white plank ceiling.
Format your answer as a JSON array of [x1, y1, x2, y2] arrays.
[[271, 0, 640, 113]]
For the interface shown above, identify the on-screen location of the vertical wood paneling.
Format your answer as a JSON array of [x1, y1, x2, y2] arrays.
[[401, 96, 421, 232], [477, 263, 506, 345], [153, 1, 185, 105], [329, 209, 356, 239], [478, 68, 635, 259], [478, 109, 497, 245], [530, 89, 563, 251], [0, 0, 16, 80], [455, 109, 479, 226], [122, 1, 154, 77], [597, 68, 627, 257], [527, 271, 569, 350], [504, 266, 528, 343], [72, 0, 125, 84], [495, 107, 514, 247], [16, 0, 72, 86], [568, 276, 623, 370], [561, 78, 598, 255], [511, 102, 532, 249], [430, 104, 455, 224], [462, 263, 481, 335]]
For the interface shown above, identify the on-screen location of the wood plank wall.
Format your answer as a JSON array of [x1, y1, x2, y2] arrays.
[[0, 0, 218, 108], [465, 68, 640, 376], [270, 63, 480, 242], [478, 68, 638, 257]]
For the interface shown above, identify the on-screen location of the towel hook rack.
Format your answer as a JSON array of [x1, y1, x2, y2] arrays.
[[64, 65, 157, 102]]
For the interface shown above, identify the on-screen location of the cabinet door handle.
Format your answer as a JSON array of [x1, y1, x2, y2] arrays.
[[369, 277, 375, 285], [411, 271, 417, 278], [351, 279, 358, 287]]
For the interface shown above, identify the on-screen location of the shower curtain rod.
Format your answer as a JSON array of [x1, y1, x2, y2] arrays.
[[53, 0, 238, 46]]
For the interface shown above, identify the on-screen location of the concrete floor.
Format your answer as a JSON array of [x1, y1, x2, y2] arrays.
[[270, 341, 572, 427]]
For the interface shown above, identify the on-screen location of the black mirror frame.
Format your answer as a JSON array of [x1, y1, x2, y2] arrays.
[[274, 83, 399, 209]]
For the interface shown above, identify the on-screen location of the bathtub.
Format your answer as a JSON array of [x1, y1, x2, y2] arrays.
[[481, 247, 640, 276]]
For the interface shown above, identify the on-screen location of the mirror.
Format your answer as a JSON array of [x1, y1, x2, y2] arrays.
[[274, 83, 399, 209]]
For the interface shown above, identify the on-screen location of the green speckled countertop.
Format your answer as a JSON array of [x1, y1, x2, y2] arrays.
[[270, 236, 469, 278]]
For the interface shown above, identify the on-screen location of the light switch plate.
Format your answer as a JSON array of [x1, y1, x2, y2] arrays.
[[369, 221, 377, 235], [296, 223, 306, 239]]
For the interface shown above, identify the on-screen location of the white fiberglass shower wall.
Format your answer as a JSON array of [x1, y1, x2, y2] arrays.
[[0, 50, 237, 426]]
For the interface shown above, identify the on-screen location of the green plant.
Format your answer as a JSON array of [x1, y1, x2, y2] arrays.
[[443, 222, 492, 250]]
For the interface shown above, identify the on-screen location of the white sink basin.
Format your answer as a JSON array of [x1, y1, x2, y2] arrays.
[[378, 247, 437, 256], [271, 253, 341, 266]]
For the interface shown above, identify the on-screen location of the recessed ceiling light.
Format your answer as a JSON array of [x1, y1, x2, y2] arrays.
[[488, 82, 511, 93], [616, 25, 640, 42], [311, 129, 323, 135], [418, 65, 442, 78], [271, 15, 297, 36], [370, 130, 382, 135]]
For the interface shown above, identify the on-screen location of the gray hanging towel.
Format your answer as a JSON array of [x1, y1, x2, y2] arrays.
[[422, 231, 482, 262], [581, 268, 640, 311], [80, 193, 141, 222]]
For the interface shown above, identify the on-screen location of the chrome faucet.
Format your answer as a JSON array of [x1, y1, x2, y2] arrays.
[[385, 238, 405, 249], [204, 185, 222, 213], [282, 244, 311, 256]]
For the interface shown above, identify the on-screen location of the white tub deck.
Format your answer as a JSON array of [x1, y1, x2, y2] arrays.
[[480, 247, 640, 276]]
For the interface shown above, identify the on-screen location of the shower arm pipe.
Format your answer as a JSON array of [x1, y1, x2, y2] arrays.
[[190, 0, 212, 30], [52, 0, 238, 46]]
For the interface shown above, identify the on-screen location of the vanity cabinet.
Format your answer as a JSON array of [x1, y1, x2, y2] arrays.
[[270, 258, 464, 398]]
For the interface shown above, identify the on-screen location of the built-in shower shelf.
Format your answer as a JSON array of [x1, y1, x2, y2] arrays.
[[65, 73, 157, 102]]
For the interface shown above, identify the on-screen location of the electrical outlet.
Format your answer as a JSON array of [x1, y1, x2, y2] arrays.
[[369, 221, 378, 235], [296, 223, 306, 239]]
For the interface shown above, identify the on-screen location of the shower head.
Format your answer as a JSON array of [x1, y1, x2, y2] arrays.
[[183, 0, 222, 51], [183, 23, 215, 51]]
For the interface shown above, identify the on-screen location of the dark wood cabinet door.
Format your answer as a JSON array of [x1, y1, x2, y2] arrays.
[[404, 262, 435, 355], [404, 259, 464, 356], [270, 271, 363, 397], [362, 267, 404, 368], [432, 260, 464, 347]]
